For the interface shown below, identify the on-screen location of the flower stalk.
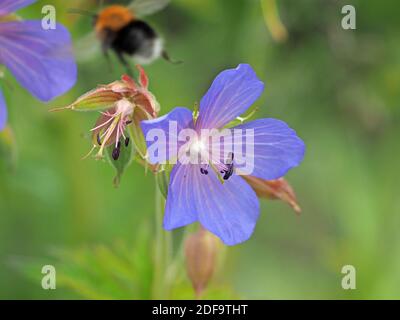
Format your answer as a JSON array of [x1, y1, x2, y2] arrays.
[[152, 176, 173, 299]]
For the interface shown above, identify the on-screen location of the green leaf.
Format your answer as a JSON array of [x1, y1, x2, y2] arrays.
[[106, 135, 136, 187], [12, 225, 154, 299]]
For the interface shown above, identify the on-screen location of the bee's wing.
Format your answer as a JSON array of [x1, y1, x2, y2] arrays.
[[128, 0, 171, 17], [74, 31, 102, 62]]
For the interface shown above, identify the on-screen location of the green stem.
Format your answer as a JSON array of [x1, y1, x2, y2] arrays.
[[152, 177, 172, 299], [165, 226, 192, 285]]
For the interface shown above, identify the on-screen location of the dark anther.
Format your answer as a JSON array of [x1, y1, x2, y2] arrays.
[[223, 164, 234, 180], [125, 137, 130, 147], [223, 168, 233, 180], [126, 120, 132, 125], [112, 145, 121, 160], [96, 133, 102, 146], [200, 168, 205, 175], [200, 168, 209, 175], [222, 152, 235, 180]]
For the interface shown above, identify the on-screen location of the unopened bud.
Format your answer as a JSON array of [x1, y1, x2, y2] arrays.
[[185, 228, 219, 298]]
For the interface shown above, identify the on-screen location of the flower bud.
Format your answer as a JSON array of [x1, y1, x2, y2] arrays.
[[185, 228, 219, 298]]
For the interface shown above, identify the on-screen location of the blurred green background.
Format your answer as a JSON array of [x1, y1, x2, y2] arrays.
[[1, 0, 400, 299]]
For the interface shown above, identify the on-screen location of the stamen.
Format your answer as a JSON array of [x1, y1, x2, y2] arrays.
[[96, 133, 102, 146], [92, 101, 133, 159], [96, 115, 121, 158], [121, 127, 127, 141], [223, 164, 234, 180], [112, 148, 120, 160], [82, 145, 97, 160], [221, 153, 235, 180], [115, 123, 121, 148], [90, 116, 114, 132], [209, 162, 225, 184], [101, 111, 114, 117], [112, 142, 121, 160]]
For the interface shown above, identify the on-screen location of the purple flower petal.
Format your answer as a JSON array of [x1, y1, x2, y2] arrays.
[[195, 169, 259, 245], [0, 21, 77, 102], [0, 90, 7, 130], [164, 163, 198, 230], [232, 119, 305, 180], [196, 64, 264, 130], [0, 0, 36, 15], [165, 163, 260, 245], [141, 107, 194, 164]]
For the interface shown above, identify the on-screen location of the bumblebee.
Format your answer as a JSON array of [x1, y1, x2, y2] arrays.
[[74, 0, 179, 74]]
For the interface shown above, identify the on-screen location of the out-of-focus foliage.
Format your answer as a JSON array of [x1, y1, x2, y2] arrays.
[[12, 235, 154, 299], [0, 126, 17, 171], [1, 0, 400, 299], [11, 224, 236, 299]]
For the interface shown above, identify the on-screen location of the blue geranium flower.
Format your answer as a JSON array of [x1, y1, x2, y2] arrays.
[[141, 64, 305, 245], [0, 0, 77, 130]]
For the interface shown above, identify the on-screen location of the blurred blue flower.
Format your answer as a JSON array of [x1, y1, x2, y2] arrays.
[[142, 64, 305, 245], [0, 0, 77, 130]]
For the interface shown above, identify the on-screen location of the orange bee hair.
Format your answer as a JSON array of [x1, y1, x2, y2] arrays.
[[95, 5, 135, 34]]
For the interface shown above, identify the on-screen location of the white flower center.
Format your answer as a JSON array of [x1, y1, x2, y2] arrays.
[[190, 138, 207, 155]]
